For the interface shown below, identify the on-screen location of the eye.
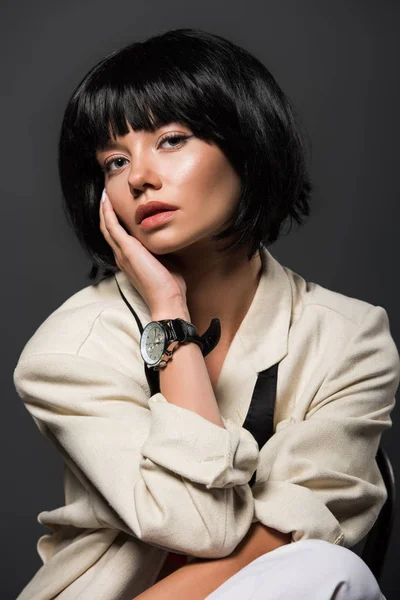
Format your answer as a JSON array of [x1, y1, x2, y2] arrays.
[[103, 156, 129, 173], [102, 134, 191, 173], [158, 133, 191, 149]]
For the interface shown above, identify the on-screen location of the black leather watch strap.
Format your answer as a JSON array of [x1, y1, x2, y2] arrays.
[[162, 318, 204, 352], [164, 318, 221, 357], [200, 318, 221, 357]]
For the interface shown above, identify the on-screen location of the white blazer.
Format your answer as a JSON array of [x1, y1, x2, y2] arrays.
[[13, 246, 400, 600]]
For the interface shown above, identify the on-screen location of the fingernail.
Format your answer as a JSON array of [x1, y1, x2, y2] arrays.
[[101, 188, 107, 203]]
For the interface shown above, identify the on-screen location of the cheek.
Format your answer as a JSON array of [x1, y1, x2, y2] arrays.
[[177, 150, 240, 204], [200, 168, 241, 218]]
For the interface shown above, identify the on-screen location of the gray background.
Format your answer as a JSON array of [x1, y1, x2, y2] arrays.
[[1, 1, 399, 598]]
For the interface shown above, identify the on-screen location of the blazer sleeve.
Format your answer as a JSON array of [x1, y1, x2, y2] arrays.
[[13, 352, 259, 559], [251, 304, 400, 548]]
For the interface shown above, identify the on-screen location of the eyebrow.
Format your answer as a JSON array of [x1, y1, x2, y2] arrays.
[[96, 141, 128, 154]]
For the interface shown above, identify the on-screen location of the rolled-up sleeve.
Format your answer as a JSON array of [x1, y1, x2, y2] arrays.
[[143, 394, 259, 488], [251, 305, 400, 548], [13, 353, 258, 558]]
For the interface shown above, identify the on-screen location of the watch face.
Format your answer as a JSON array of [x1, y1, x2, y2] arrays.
[[140, 322, 166, 366]]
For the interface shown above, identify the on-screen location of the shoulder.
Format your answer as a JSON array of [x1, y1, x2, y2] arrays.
[[283, 263, 375, 326], [281, 261, 393, 349], [15, 272, 149, 375], [269, 260, 400, 429], [279, 261, 399, 380]]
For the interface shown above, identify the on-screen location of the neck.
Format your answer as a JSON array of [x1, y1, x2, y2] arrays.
[[164, 243, 264, 341]]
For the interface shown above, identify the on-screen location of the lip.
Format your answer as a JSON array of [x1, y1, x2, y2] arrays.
[[139, 210, 178, 231], [136, 201, 178, 224]]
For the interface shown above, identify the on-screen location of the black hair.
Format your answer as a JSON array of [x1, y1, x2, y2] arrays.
[[58, 27, 312, 281]]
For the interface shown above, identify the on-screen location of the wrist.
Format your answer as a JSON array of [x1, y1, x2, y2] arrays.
[[151, 302, 191, 323]]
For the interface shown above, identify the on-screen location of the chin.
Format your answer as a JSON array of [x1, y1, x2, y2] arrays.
[[136, 225, 212, 257], [138, 235, 187, 257]]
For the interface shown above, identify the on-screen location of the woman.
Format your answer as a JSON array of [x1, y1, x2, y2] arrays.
[[14, 28, 399, 600]]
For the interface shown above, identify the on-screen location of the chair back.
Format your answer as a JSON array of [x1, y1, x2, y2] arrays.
[[361, 444, 396, 583]]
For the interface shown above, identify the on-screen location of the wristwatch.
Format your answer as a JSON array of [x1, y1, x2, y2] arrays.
[[140, 317, 221, 371], [140, 318, 204, 371]]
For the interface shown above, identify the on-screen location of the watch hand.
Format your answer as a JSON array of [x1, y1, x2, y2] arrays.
[[149, 340, 163, 349]]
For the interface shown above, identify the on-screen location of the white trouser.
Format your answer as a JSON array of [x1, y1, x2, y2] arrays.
[[204, 539, 385, 600]]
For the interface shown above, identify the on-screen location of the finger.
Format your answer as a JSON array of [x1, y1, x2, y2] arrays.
[[101, 193, 144, 273], [99, 194, 118, 254], [99, 195, 125, 273], [101, 192, 131, 249], [99, 204, 122, 270]]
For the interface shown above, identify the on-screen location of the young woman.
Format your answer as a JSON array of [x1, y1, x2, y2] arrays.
[[14, 28, 399, 600]]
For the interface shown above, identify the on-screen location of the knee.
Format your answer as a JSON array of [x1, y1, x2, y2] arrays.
[[296, 539, 383, 600]]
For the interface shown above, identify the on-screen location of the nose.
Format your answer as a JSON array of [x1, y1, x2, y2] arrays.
[[127, 151, 162, 197]]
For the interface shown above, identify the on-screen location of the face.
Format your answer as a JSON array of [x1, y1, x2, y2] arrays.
[[95, 121, 242, 257]]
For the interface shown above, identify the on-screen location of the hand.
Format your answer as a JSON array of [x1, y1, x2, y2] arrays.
[[99, 190, 187, 312]]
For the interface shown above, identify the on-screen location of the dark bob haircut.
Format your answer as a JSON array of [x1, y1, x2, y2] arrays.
[[58, 27, 312, 281]]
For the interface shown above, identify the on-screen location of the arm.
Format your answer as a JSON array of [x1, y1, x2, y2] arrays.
[[151, 301, 225, 428], [13, 340, 258, 558], [135, 522, 291, 600]]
